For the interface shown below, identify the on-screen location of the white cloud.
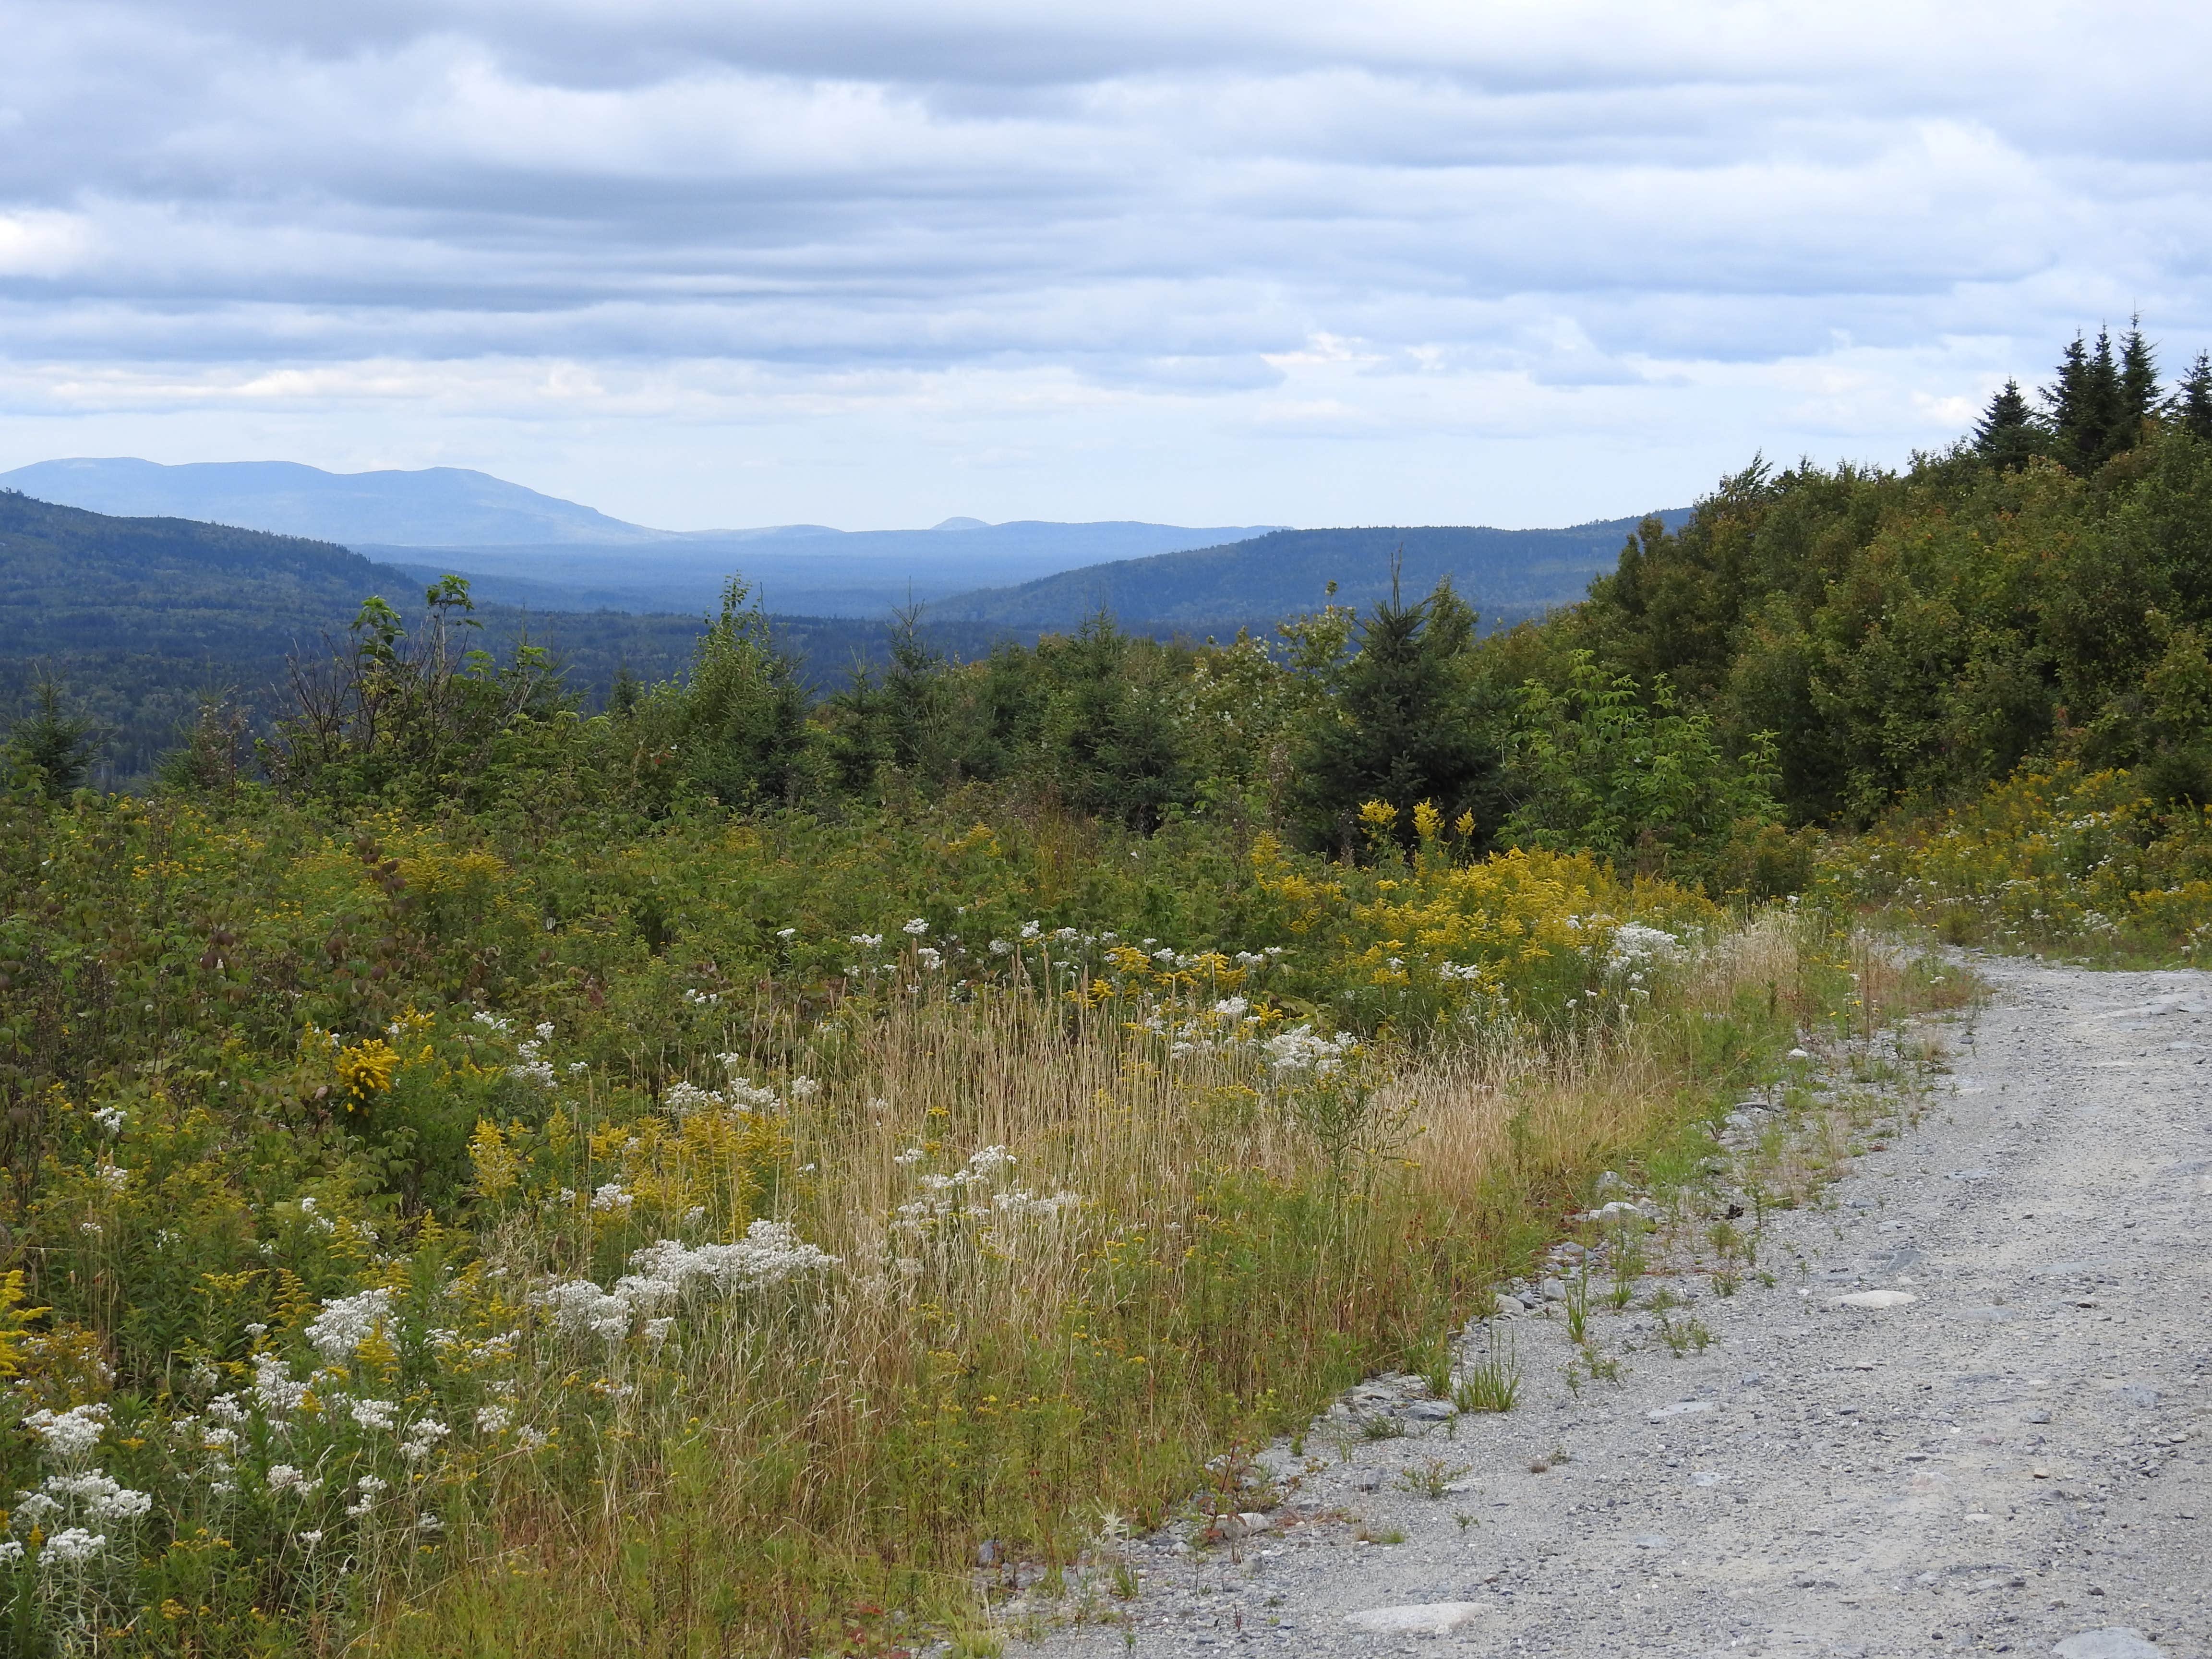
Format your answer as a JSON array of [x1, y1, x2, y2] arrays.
[[0, 0, 2207, 529]]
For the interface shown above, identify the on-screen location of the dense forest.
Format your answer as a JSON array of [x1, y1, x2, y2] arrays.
[[0, 324, 2206, 1657]]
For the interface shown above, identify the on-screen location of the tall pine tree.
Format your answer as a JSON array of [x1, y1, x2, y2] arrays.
[[1290, 572, 1504, 857], [2040, 325, 2153, 472], [1972, 377, 2041, 470], [2117, 315, 2161, 443], [2174, 350, 2212, 442]]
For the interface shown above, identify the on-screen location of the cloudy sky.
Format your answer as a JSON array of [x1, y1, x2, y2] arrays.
[[0, 0, 2206, 530]]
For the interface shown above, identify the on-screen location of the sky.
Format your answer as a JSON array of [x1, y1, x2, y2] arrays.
[[0, 0, 2207, 532]]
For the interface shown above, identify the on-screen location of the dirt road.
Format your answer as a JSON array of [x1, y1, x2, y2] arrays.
[[1007, 959, 2212, 1658]]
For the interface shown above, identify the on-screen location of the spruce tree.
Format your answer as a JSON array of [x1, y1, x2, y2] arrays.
[[1291, 574, 1503, 856], [1972, 377, 2041, 470], [2042, 328, 2127, 472], [2175, 350, 2212, 442], [5, 675, 99, 796], [2118, 316, 2161, 441]]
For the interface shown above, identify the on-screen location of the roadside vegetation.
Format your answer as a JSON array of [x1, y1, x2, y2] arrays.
[[1, 322, 2208, 1654]]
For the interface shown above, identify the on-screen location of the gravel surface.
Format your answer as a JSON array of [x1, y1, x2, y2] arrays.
[[1001, 958, 2212, 1658]]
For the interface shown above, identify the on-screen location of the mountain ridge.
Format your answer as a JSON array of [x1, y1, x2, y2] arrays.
[[927, 514, 1689, 635]]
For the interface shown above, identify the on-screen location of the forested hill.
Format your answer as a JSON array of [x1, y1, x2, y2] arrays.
[[930, 516, 1691, 633], [0, 490, 706, 784], [0, 488, 408, 656]]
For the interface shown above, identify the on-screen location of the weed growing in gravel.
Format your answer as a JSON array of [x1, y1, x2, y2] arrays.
[[1453, 1330, 1522, 1414], [1396, 1457, 1472, 1499], [1563, 1272, 1590, 1344], [1658, 1311, 1715, 1355]]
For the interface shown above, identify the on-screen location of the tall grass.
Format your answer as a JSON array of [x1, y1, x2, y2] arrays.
[[388, 912, 1866, 1657]]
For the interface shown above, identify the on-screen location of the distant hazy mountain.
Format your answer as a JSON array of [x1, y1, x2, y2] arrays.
[[929, 516, 1690, 636], [0, 458, 670, 547], [366, 519, 1285, 617], [0, 457, 1284, 610]]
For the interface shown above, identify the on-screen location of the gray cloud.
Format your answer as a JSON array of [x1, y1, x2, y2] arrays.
[[0, 1, 2206, 529]]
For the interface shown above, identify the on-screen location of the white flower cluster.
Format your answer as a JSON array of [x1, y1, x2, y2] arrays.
[[253, 1355, 311, 1415], [471, 1010, 513, 1035], [13, 1471, 152, 1527], [1604, 923, 1682, 975], [1436, 963, 1488, 983], [303, 1287, 393, 1363], [24, 1404, 108, 1459], [891, 1145, 1079, 1233], [508, 1033, 559, 1088], [91, 1106, 127, 1136], [37, 1528, 104, 1566], [1260, 1024, 1358, 1077], [662, 1060, 786, 1119], [1141, 995, 1267, 1058], [533, 1219, 840, 1343]]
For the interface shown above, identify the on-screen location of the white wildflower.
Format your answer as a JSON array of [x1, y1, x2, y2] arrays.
[[0, 1541, 20, 1563], [515, 1427, 549, 1453], [25, 1405, 107, 1460], [399, 1419, 450, 1462], [1020, 921, 1042, 940], [1604, 924, 1682, 974], [266, 1465, 311, 1494], [91, 1106, 126, 1136], [902, 918, 929, 937], [40, 1472, 150, 1522], [1260, 1024, 1358, 1077], [349, 1399, 398, 1432], [472, 1011, 512, 1035], [204, 1394, 249, 1426], [534, 1022, 555, 1040], [787, 1075, 820, 1099], [38, 1528, 104, 1566], [11, 1494, 60, 1532], [590, 1183, 633, 1214], [474, 1406, 512, 1434], [253, 1356, 310, 1416], [96, 1165, 127, 1193], [304, 1288, 392, 1363]]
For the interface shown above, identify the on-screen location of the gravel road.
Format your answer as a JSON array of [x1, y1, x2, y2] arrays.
[[1003, 958, 2212, 1659]]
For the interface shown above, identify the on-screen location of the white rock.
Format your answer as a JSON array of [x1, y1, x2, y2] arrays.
[[1835, 1290, 1918, 1310], [1492, 1293, 1525, 1318], [1344, 1603, 1484, 1635], [2055, 1631, 2167, 1659]]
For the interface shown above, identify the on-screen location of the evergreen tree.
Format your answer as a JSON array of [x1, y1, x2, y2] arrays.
[[1972, 378, 2041, 470], [2118, 316, 2161, 441], [1290, 574, 1503, 856], [2042, 327, 2126, 471], [2174, 350, 2212, 441], [5, 674, 100, 796]]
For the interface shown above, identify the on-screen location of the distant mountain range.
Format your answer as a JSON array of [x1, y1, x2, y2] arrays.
[[366, 519, 1288, 617], [0, 458, 1282, 616], [0, 457, 665, 546], [931, 517, 1689, 636]]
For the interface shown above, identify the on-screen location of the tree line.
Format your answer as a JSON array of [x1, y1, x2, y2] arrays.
[[14, 320, 2212, 892]]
